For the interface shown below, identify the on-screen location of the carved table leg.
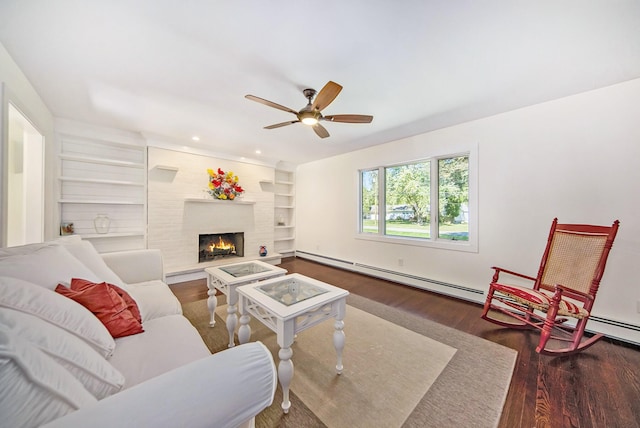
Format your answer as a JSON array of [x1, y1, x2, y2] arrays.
[[207, 286, 217, 327], [226, 289, 238, 347], [333, 298, 346, 374], [238, 300, 252, 345], [278, 347, 294, 414], [333, 319, 345, 374]]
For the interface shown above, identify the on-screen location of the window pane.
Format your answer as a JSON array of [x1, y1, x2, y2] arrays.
[[384, 162, 430, 238], [361, 169, 378, 234], [438, 156, 469, 241]]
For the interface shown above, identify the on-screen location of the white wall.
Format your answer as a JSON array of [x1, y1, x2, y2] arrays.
[[296, 78, 640, 342], [0, 42, 55, 242]]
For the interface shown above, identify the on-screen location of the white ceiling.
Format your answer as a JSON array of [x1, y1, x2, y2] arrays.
[[1, 1, 639, 165]]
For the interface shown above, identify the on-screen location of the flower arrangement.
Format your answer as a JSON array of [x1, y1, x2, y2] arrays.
[[207, 168, 244, 200]]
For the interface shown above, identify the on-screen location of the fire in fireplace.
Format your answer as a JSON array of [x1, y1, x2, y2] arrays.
[[199, 232, 244, 262]]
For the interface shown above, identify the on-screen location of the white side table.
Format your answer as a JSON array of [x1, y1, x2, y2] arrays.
[[205, 260, 287, 348], [237, 273, 349, 413]]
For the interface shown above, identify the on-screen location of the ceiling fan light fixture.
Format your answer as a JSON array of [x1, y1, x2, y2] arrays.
[[300, 110, 319, 126]]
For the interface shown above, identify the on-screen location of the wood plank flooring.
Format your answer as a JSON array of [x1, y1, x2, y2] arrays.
[[170, 257, 640, 428]]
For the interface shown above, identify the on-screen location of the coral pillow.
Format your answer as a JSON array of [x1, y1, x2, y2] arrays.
[[71, 278, 142, 324], [55, 281, 144, 338]]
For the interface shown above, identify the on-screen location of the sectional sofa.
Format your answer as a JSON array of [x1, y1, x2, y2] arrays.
[[0, 236, 277, 427]]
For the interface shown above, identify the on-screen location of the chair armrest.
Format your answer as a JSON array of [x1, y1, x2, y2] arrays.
[[553, 284, 594, 302], [491, 266, 537, 283], [101, 249, 165, 284], [43, 342, 277, 428]]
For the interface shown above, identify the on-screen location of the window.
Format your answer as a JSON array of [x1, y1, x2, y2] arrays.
[[359, 151, 475, 251]]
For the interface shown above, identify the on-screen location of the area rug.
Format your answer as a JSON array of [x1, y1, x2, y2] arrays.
[[182, 294, 517, 428]]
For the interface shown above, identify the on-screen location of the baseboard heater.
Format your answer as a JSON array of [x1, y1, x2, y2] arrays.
[[295, 250, 484, 302], [590, 316, 640, 333], [295, 250, 640, 346]]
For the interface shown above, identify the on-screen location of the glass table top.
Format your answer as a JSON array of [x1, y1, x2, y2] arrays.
[[258, 277, 328, 306], [219, 262, 273, 278]]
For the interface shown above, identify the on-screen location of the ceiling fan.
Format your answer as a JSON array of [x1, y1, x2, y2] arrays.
[[245, 81, 373, 138]]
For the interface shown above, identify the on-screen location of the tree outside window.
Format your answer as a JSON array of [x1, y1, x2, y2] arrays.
[[359, 153, 469, 243]]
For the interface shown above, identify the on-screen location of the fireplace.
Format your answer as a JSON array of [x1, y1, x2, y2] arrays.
[[198, 232, 244, 262]]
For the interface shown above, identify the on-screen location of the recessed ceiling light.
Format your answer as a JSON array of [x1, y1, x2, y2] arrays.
[[192, 136, 200, 141], [255, 150, 261, 155]]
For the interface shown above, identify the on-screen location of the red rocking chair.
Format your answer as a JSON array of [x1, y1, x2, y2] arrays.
[[481, 218, 619, 356]]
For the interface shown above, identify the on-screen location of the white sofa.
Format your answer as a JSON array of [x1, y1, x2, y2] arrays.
[[0, 237, 277, 428]]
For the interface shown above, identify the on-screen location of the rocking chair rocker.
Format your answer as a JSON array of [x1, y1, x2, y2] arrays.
[[481, 218, 619, 356]]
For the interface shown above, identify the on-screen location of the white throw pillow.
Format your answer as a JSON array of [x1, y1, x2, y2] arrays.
[[0, 276, 116, 357], [59, 240, 127, 289], [0, 326, 97, 428], [0, 308, 125, 399], [0, 244, 101, 290], [125, 280, 183, 321]]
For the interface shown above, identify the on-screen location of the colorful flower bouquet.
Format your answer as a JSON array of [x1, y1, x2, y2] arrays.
[[207, 168, 244, 200]]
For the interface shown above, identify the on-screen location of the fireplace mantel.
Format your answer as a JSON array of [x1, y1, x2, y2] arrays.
[[184, 198, 255, 205]]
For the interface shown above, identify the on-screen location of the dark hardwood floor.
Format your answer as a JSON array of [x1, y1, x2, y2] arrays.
[[170, 257, 640, 428]]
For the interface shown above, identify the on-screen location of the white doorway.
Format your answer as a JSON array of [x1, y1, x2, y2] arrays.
[[4, 103, 44, 246]]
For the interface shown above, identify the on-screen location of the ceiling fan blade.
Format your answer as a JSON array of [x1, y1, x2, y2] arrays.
[[311, 81, 342, 111], [312, 123, 330, 138], [245, 95, 298, 115], [324, 114, 374, 123], [264, 120, 299, 129]]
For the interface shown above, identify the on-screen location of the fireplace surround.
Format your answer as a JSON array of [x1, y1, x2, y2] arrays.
[[199, 232, 245, 262]]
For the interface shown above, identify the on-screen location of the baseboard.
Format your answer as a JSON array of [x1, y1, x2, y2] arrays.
[[295, 250, 485, 303], [294, 250, 640, 347]]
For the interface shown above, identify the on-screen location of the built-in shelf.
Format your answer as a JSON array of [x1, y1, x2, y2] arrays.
[[58, 126, 148, 253], [152, 165, 179, 172], [259, 180, 275, 192], [59, 154, 145, 169], [58, 199, 144, 205], [59, 177, 144, 187], [273, 169, 295, 257], [184, 198, 255, 205], [80, 232, 145, 239]]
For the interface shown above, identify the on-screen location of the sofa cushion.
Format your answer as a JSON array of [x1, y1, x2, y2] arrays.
[[0, 244, 101, 290], [0, 308, 125, 399], [56, 280, 144, 338], [125, 280, 183, 321], [0, 326, 97, 428], [0, 276, 116, 357], [108, 314, 210, 388]]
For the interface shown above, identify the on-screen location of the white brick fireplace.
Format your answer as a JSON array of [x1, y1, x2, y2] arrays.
[[147, 146, 277, 281]]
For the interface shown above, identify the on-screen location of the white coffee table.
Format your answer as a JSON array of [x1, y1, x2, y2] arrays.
[[205, 260, 287, 348], [237, 273, 349, 413]]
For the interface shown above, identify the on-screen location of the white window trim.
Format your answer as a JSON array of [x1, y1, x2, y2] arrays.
[[356, 143, 478, 253]]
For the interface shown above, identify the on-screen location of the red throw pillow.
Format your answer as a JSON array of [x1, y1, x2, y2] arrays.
[[71, 278, 142, 324], [55, 280, 144, 338]]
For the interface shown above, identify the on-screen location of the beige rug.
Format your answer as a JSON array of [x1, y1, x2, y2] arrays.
[[182, 294, 517, 427], [214, 303, 456, 428]]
